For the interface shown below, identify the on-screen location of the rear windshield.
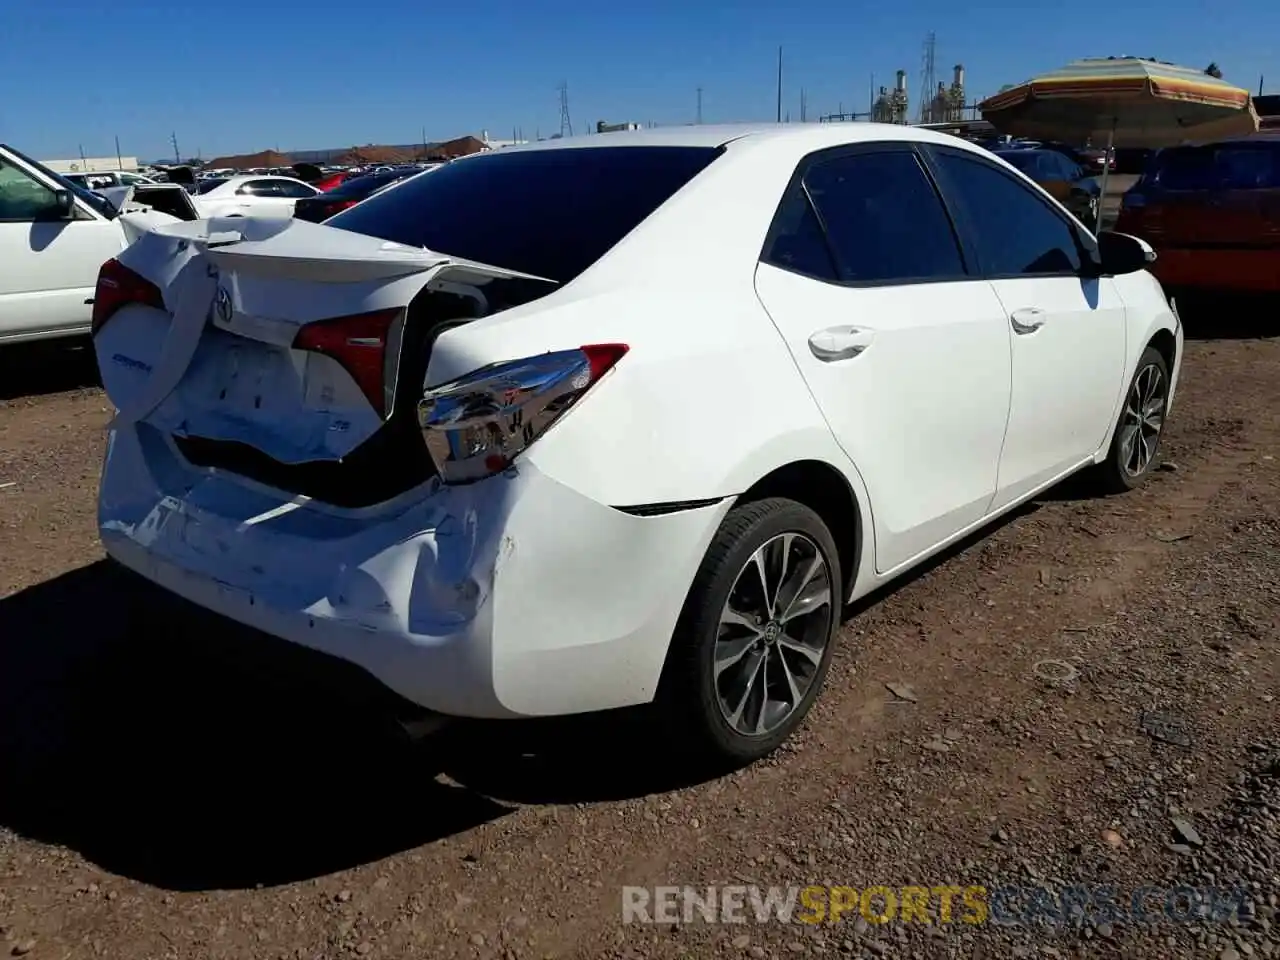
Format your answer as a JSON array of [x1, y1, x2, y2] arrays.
[[1147, 144, 1280, 190], [196, 178, 229, 194], [325, 145, 722, 283]]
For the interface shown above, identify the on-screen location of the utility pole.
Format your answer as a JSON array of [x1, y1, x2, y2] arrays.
[[170, 131, 180, 165], [114, 135, 123, 170], [696, 86, 703, 124], [1260, 74, 1266, 96], [558, 82, 573, 137], [776, 47, 783, 123], [800, 88, 807, 122], [78, 144, 85, 162]]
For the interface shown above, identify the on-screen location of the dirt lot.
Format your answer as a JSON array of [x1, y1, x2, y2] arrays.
[[0, 301, 1277, 960]]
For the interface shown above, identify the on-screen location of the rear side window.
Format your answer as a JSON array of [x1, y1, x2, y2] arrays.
[[1148, 144, 1280, 190], [931, 151, 1084, 277], [327, 171, 406, 198], [325, 146, 721, 284], [237, 179, 281, 196], [800, 151, 967, 284], [275, 179, 318, 199]]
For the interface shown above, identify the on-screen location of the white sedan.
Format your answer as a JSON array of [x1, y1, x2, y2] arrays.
[[91, 123, 1182, 766], [192, 174, 319, 218]]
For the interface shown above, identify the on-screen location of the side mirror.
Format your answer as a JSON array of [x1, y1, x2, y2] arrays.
[[1090, 231, 1155, 276], [52, 189, 75, 218]]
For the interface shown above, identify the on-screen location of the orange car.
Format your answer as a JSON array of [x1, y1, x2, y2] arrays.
[[1115, 135, 1280, 294]]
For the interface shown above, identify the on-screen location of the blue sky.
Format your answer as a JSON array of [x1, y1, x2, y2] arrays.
[[1, 0, 1273, 162]]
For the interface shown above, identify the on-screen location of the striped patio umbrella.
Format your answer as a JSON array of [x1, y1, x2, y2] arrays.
[[980, 58, 1259, 230]]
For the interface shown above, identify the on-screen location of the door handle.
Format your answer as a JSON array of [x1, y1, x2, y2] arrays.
[[808, 325, 874, 362], [1010, 308, 1046, 335]]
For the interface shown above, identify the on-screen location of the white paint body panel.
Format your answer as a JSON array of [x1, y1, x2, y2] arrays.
[[94, 123, 1182, 719], [754, 264, 1012, 573], [988, 275, 1129, 511]]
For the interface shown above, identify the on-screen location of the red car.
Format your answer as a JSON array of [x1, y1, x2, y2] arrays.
[[312, 171, 352, 192], [1116, 135, 1280, 295]]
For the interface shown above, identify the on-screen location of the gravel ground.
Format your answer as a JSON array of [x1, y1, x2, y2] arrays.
[[0, 300, 1276, 960]]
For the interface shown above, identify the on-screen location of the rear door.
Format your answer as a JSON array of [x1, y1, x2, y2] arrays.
[[924, 144, 1128, 510], [753, 143, 1012, 575]]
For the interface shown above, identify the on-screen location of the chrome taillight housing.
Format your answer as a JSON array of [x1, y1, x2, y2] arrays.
[[417, 344, 627, 484]]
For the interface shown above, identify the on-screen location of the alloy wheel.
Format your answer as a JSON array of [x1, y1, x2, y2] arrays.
[[1119, 362, 1166, 477], [713, 533, 834, 737]]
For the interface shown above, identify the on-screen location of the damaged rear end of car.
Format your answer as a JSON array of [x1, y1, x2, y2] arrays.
[[93, 140, 736, 723]]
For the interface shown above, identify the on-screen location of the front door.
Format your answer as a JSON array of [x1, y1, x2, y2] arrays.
[[753, 145, 1012, 575], [0, 149, 125, 341], [925, 146, 1128, 510]]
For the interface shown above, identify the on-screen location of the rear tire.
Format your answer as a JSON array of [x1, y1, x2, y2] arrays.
[[656, 497, 842, 769], [1090, 345, 1170, 493]]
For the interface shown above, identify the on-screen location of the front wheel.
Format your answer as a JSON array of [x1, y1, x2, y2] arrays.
[[657, 497, 842, 768], [1090, 345, 1170, 493]]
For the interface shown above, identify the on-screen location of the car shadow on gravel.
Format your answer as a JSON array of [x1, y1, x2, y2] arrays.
[[0, 338, 101, 401], [1172, 290, 1279, 341], [0, 503, 1063, 888], [0, 560, 511, 892]]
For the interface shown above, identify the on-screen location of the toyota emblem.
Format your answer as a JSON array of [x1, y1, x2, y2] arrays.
[[215, 286, 233, 324]]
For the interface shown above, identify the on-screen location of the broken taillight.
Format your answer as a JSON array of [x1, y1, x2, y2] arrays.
[[417, 344, 628, 484], [91, 258, 164, 335], [291, 309, 404, 417]]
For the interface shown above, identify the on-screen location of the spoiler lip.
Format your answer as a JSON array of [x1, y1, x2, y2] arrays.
[[143, 215, 560, 286]]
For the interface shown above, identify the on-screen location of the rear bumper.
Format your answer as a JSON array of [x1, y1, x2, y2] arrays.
[[1150, 247, 1280, 293], [98, 423, 729, 719]]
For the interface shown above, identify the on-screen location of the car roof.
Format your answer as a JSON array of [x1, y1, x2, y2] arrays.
[[209, 174, 307, 185], [491, 122, 992, 156]]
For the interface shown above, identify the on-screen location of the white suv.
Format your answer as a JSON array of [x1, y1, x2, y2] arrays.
[[92, 124, 1182, 766], [0, 144, 198, 344]]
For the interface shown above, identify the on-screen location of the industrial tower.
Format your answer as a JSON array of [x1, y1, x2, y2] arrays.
[[558, 82, 573, 138], [917, 32, 938, 123]]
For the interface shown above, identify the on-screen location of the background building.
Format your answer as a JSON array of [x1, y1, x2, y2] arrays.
[[40, 156, 139, 174]]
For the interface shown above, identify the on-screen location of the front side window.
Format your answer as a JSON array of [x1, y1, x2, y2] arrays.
[[0, 157, 61, 221], [931, 150, 1084, 277], [801, 150, 967, 284]]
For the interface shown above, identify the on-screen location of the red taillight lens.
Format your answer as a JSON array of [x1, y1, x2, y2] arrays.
[[291, 309, 403, 417], [417, 343, 628, 484], [91, 258, 164, 335]]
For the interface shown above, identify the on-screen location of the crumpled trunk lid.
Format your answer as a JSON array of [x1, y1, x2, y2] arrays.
[[98, 216, 554, 471]]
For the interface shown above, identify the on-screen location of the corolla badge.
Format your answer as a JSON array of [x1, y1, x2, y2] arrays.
[[214, 285, 233, 324]]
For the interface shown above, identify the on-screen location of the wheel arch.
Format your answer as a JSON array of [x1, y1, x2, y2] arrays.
[[1148, 325, 1177, 377], [734, 459, 866, 601]]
